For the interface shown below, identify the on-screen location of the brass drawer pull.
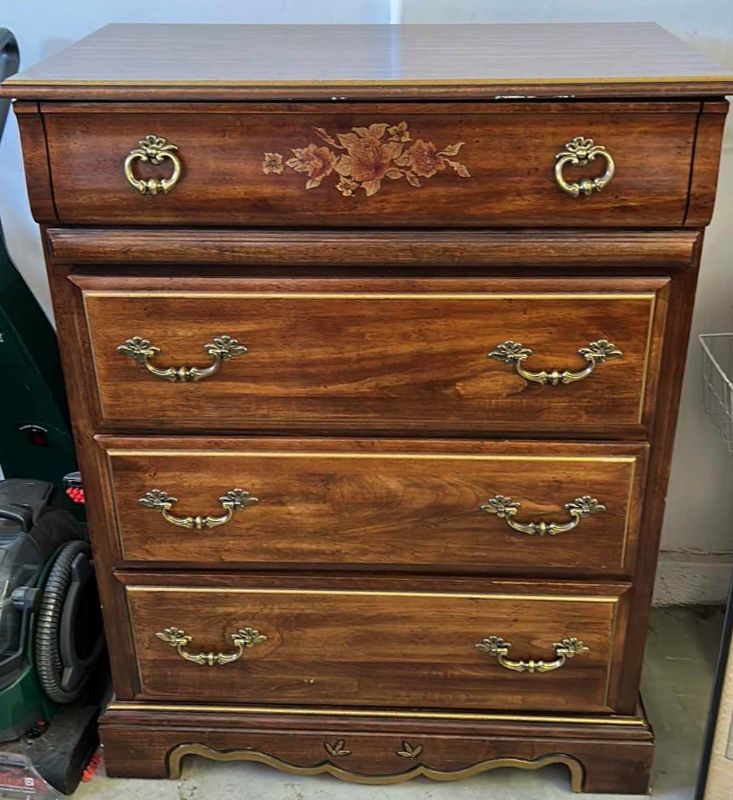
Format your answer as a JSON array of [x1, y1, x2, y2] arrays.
[[475, 636, 589, 674], [489, 338, 622, 386], [139, 488, 258, 530], [124, 134, 182, 195], [117, 334, 247, 382], [156, 626, 267, 667], [554, 136, 615, 197], [479, 495, 605, 537]]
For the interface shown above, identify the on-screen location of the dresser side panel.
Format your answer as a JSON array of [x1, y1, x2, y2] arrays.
[[613, 247, 704, 710], [41, 244, 138, 696], [14, 102, 58, 223], [684, 100, 729, 226]]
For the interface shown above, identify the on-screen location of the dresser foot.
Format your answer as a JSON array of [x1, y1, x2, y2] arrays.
[[575, 745, 653, 794], [101, 703, 654, 793]]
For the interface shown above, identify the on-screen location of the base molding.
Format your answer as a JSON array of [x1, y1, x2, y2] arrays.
[[168, 744, 585, 788], [101, 702, 654, 794]]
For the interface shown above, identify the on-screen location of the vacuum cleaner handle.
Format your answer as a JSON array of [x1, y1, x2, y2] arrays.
[[0, 29, 19, 141]]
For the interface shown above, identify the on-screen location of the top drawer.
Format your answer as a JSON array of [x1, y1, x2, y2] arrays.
[[35, 101, 700, 227]]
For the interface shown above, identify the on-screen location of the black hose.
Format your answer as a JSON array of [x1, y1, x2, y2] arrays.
[[35, 541, 92, 703]]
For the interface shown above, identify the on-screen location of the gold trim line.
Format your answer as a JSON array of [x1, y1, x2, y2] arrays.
[[7, 74, 733, 87], [105, 449, 637, 463], [125, 586, 620, 603], [84, 291, 656, 300], [166, 744, 584, 789], [107, 701, 647, 725], [637, 290, 659, 421]]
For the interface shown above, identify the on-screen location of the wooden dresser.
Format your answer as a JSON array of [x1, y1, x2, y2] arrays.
[[3, 22, 732, 794]]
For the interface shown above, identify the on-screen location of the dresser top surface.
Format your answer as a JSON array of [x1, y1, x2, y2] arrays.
[[4, 22, 733, 100]]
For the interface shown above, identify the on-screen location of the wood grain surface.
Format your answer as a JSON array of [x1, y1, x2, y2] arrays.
[[9, 19, 731, 791], [99, 703, 654, 793], [125, 581, 625, 711], [45, 228, 702, 269], [685, 101, 729, 226], [75, 276, 668, 436], [3, 22, 732, 100], [101, 437, 647, 574], [13, 103, 58, 223], [40, 103, 697, 227]]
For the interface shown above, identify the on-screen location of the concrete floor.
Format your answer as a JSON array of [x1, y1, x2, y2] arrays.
[[75, 607, 724, 799]]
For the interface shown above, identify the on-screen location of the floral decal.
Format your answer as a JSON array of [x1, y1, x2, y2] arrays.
[[262, 121, 471, 197]]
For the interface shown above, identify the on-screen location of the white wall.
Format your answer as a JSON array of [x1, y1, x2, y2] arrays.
[[2, 1, 733, 601]]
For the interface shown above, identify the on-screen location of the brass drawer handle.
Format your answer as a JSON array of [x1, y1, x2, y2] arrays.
[[117, 334, 247, 382], [475, 636, 590, 674], [479, 495, 605, 537], [139, 488, 258, 530], [554, 136, 615, 197], [124, 134, 182, 195], [489, 338, 622, 386], [156, 626, 267, 667]]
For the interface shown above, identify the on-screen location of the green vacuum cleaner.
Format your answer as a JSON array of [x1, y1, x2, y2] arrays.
[[0, 28, 106, 796], [0, 479, 105, 794]]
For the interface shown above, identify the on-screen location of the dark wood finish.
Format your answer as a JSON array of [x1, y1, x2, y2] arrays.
[[2, 22, 732, 100], [75, 275, 669, 436], [46, 228, 701, 269], [12, 103, 58, 223], [101, 437, 647, 575], [7, 20, 731, 793], [109, 570, 634, 716], [39, 253, 139, 698], [102, 697, 654, 738], [125, 579, 626, 712], [40, 102, 697, 227], [99, 703, 654, 794], [614, 243, 705, 711], [113, 571, 633, 594], [685, 101, 729, 226]]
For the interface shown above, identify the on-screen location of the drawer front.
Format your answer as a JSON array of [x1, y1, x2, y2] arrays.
[[102, 438, 647, 574], [125, 582, 627, 712], [77, 277, 668, 435], [43, 103, 696, 227]]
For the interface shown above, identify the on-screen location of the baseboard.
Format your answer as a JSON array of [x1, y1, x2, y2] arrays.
[[653, 551, 733, 606], [100, 702, 654, 793]]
